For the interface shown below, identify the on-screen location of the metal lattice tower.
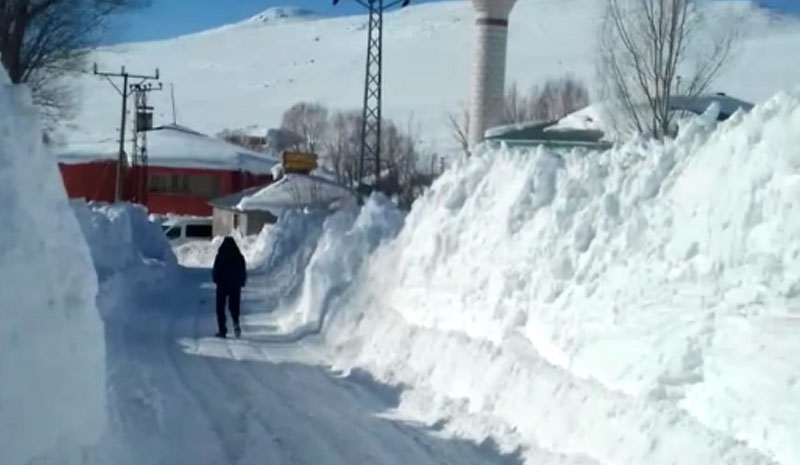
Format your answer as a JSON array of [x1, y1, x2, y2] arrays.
[[361, 0, 382, 191], [93, 64, 160, 202], [334, 0, 410, 193], [131, 82, 162, 204]]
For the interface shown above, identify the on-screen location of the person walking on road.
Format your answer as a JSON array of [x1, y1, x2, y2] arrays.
[[212, 237, 247, 338]]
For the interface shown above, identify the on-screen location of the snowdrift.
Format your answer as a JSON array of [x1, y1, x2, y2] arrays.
[[279, 196, 403, 335], [72, 202, 179, 325], [243, 198, 402, 338], [73, 202, 177, 280], [320, 93, 800, 464], [0, 71, 105, 463]]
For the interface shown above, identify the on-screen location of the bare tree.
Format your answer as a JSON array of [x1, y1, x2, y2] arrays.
[[0, 0, 146, 124], [381, 116, 424, 208], [503, 82, 533, 125], [217, 128, 267, 152], [323, 109, 361, 187], [556, 78, 591, 119], [264, 127, 305, 152], [446, 103, 470, 157], [533, 77, 590, 121], [280, 101, 430, 209], [280, 101, 329, 152], [598, 0, 737, 138], [501, 77, 590, 125]]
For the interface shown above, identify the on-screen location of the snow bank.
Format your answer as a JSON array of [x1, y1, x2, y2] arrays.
[[0, 71, 105, 463], [72, 201, 178, 326], [275, 195, 403, 335], [72, 202, 177, 280], [235, 199, 402, 339], [324, 92, 800, 464]]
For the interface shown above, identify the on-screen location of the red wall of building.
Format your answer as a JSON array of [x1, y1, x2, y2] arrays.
[[59, 161, 117, 203], [59, 162, 272, 216], [143, 166, 233, 216]]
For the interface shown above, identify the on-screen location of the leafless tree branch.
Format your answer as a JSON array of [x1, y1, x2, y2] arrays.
[[0, 0, 148, 128], [597, 0, 738, 139]]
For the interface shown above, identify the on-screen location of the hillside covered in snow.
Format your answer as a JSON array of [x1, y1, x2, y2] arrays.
[[58, 0, 800, 153]]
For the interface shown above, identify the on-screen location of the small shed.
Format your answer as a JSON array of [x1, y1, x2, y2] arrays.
[[208, 185, 278, 236], [209, 173, 357, 237]]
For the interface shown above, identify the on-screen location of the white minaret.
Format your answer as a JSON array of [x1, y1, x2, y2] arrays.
[[468, 0, 518, 148]]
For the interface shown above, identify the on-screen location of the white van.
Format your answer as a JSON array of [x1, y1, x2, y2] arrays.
[[160, 217, 213, 242]]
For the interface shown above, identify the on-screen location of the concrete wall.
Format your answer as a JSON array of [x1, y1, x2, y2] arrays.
[[212, 208, 277, 237], [212, 208, 236, 237]]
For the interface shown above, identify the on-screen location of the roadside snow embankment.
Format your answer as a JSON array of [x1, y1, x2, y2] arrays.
[[0, 71, 105, 463], [321, 93, 800, 464], [247, 197, 403, 338], [72, 202, 179, 321], [73, 202, 177, 279]]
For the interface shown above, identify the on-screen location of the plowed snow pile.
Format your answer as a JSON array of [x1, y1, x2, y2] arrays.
[[320, 94, 800, 464], [241, 198, 403, 339], [0, 71, 105, 463], [73, 202, 177, 279]]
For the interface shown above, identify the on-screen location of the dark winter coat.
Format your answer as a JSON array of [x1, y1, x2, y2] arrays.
[[212, 237, 247, 291]]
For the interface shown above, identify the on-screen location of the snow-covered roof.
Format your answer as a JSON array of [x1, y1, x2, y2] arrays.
[[55, 124, 279, 174], [211, 173, 355, 214], [486, 94, 754, 147], [669, 93, 754, 118], [485, 118, 610, 149]]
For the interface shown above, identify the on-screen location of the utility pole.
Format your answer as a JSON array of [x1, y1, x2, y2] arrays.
[[93, 64, 160, 202], [170, 83, 178, 125], [333, 0, 410, 194], [131, 82, 163, 204]]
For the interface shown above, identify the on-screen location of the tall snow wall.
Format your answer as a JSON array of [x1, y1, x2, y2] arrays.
[[324, 94, 800, 465], [248, 198, 403, 338], [0, 71, 106, 463]]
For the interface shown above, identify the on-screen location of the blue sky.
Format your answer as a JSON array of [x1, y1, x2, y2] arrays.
[[105, 0, 799, 44]]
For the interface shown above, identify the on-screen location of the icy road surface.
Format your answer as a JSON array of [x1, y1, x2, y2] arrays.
[[97, 265, 520, 465]]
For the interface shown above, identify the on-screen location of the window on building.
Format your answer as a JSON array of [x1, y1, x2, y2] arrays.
[[185, 224, 213, 239], [162, 226, 181, 239], [148, 173, 220, 198]]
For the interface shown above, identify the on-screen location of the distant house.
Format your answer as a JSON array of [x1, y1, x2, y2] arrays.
[[209, 172, 357, 237], [56, 124, 279, 216]]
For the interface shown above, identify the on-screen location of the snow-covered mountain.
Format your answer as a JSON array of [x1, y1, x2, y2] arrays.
[[60, 0, 800, 153], [245, 6, 321, 25]]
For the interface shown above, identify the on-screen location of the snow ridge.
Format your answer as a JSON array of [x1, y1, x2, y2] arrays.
[[245, 6, 321, 24], [0, 69, 105, 465], [317, 92, 800, 464]]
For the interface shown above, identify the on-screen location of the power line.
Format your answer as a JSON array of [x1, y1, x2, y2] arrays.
[[170, 83, 178, 125], [131, 82, 163, 205], [333, 0, 410, 194], [93, 64, 160, 202]]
